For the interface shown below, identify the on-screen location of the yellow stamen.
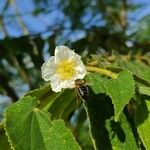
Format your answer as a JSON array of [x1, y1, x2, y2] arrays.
[[57, 60, 75, 80]]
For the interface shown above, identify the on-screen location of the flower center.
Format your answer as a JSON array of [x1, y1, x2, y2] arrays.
[[57, 60, 75, 80]]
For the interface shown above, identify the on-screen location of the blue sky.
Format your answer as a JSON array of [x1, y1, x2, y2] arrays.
[[0, 0, 150, 39], [0, 0, 150, 106], [0, 0, 64, 38]]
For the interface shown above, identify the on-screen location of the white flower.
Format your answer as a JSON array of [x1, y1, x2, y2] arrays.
[[41, 46, 86, 92]]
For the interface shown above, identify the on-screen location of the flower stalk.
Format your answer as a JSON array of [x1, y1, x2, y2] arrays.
[[86, 66, 118, 79]]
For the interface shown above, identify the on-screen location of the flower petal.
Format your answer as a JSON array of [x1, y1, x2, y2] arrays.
[[75, 63, 86, 79], [41, 56, 56, 81], [50, 74, 63, 92], [50, 75, 75, 92], [55, 45, 76, 63], [41, 45, 87, 93], [71, 54, 86, 79], [61, 80, 75, 89], [70, 53, 82, 66]]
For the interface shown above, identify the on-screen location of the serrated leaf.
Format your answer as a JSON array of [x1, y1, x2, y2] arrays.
[[25, 85, 78, 120], [87, 71, 135, 121], [135, 99, 150, 150], [120, 61, 150, 82], [25, 84, 51, 99], [84, 91, 138, 150], [86, 73, 107, 94], [47, 89, 80, 120], [74, 108, 94, 150], [106, 71, 135, 121], [4, 96, 81, 150], [25, 84, 59, 111], [84, 93, 114, 150], [106, 113, 138, 150], [139, 86, 150, 96], [0, 124, 11, 150]]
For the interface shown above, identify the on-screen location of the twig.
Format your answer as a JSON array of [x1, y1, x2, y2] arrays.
[[86, 66, 118, 79]]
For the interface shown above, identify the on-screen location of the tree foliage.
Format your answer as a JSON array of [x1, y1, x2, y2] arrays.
[[0, 0, 150, 149]]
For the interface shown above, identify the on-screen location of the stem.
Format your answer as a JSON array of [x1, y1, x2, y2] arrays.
[[0, 15, 8, 37], [87, 60, 98, 66], [0, 73, 18, 102], [86, 66, 118, 79], [11, 0, 28, 35], [121, 0, 128, 32], [11, 0, 39, 56]]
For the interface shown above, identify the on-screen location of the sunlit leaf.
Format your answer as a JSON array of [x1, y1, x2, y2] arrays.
[[139, 86, 150, 96], [106, 114, 138, 150], [4, 96, 81, 150], [87, 71, 135, 121], [135, 99, 150, 150]]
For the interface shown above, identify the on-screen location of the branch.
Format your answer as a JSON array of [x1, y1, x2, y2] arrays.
[[0, 15, 8, 37], [0, 73, 18, 102], [86, 66, 118, 79]]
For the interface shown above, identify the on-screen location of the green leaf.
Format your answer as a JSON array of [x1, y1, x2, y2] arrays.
[[86, 73, 107, 94], [0, 124, 11, 150], [134, 99, 150, 150], [84, 93, 114, 150], [106, 71, 135, 121], [0, 130, 11, 150], [47, 89, 80, 120], [84, 91, 138, 150], [139, 86, 150, 96], [4, 96, 81, 150], [120, 61, 150, 82], [25, 84, 51, 99], [106, 113, 138, 150], [74, 108, 94, 150], [87, 71, 135, 121], [25, 84, 56, 110], [25, 85, 78, 120]]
